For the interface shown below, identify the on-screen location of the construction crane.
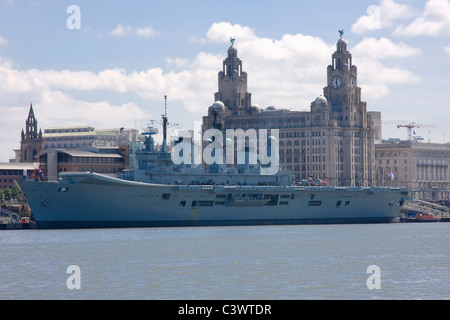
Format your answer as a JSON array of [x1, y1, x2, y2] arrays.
[[382, 121, 436, 142], [396, 122, 436, 141]]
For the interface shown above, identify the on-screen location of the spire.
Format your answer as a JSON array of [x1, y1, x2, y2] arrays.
[[24, 103, 39, 140], [26, 103, 36, 125], [28, 103, 34, 118], [20, 103, 43, 163]]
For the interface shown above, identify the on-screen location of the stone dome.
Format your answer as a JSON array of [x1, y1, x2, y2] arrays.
[[314, 95, 327, 105], [209, 101, 225, 110]]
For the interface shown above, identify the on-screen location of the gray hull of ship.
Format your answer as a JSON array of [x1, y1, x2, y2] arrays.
[[17, 172, 408, 229]]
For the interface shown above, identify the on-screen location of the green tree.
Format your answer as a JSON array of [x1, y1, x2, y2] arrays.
[[3, 188, 11, 201], [11, 185, 20, 200]]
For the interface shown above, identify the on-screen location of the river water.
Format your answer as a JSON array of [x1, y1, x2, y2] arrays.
[[0, 223, 448, 300]]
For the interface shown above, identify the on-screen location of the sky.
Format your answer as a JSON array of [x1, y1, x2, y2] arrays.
[[0, 0, 449, 161]]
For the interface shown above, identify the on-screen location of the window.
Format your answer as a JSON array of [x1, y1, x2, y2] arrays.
[[308, 201, 322, 206], [162, 193, 171, 200]]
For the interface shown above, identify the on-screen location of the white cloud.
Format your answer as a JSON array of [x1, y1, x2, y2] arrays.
[[0, 60, 152, 160], [205, 22, 258, 43], [53, 21, 420, 114], [380, 0, 417, 26], [352, 0, 416, 34], [0, 35, 7, 45], [394, 0, 450, 37], [352, 37, 421, 59], [165, 57, 189, 69], [358, 58, 420, 85], [352, 6, 382, 34], [350, 37, 422, 99], [190, 22, 258, 44], [445, 47, 450, 54], [31, 67, 167, 99], [135, 26, 159, 37], [194, 22, 419, 109], [0, 21, 422, 160], [192, 22, 336, 109], [109, 24, 132, 37], [109, 24, 160, 38]]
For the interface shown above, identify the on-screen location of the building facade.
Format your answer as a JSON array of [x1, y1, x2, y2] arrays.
[[16, 106, 138, 181], [202, 37, 378, 186], [0, 163, 36, 190], [36, 147, 127, 181], [42, 126, 138, 150], [375, 140, 450, 201]]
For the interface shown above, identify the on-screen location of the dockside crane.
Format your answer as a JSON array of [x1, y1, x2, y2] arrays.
[[396, 123, 436, 141], [382, 120, 436, 141]]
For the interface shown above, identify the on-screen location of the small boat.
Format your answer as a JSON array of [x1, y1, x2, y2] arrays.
[[401, 212, 441, 223], [416, 212, 441, 222]]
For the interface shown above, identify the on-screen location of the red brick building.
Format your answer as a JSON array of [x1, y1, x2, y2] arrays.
[[0, 163, 36, 190]]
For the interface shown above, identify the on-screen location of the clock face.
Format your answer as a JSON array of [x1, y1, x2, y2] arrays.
[[349, 77, 356, 88], [331, 76, 343, 90]]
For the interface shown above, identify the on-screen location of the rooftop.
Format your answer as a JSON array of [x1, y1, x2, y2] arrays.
[[0, 162, 37, 170], [59, 150, 123, 158]]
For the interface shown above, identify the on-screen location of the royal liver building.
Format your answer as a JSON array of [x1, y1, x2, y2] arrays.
[[202, 35, 380, 186]]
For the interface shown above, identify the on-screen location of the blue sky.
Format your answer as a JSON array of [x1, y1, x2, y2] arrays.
[[1, 0, 450, 161]]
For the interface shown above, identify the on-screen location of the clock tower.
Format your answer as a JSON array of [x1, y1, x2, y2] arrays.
[[202, 33, 378, 186], [214, 39, 252, 115], [319, 31, 374, 186], [323, 33, 366, 129]]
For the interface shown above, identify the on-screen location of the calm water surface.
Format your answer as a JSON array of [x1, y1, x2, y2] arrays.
[[0, 223, 448, 299]]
